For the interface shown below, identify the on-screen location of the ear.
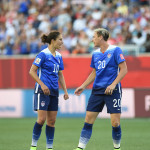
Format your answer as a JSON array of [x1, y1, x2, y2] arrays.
[[99, 35, 103, 41], [51, 39, 55, 44]]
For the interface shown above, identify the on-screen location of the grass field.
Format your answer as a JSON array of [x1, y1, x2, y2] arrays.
[[0, 118, 150, 150]]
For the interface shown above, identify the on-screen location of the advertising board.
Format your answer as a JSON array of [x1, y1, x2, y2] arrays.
[[0, 89, 23, 117]]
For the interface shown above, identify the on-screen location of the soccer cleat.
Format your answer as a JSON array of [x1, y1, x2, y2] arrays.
[[74, 148, 84, 150], [114, 148, 121, 150], [30, 146, 37, 150]]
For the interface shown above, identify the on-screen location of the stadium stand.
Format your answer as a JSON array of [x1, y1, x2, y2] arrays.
[[0, 0, 150, 56]]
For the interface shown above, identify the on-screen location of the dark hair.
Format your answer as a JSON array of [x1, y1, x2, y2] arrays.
[[137, 32, 142, 38], [94, 28, 109, 41], [41, 31, 60, 44]]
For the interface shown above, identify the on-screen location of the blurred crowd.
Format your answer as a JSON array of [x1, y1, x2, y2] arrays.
[[0, 0, 150, 56]]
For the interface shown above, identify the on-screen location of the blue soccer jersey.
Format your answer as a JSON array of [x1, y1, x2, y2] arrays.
[[33, 47, 64, 96], [91, 45, 125, 94]]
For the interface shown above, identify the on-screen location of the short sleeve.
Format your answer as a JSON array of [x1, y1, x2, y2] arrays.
[[59, 56, 64, 71], [33, 52, 45, 67], [114, 47, 125, 65], [90, 54, 95, 68]]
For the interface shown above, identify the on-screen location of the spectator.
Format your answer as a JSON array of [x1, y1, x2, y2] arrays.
[[59, 45, 70, 56], [38, 16, 51, 34], [132, 31, 146, 52], [139, 0, 149, 5], [73, 14, 86, 32], [72, 42, 87, 54], [116, 1, 128, 16], [18, 0, 29, 16], [29, 35, 39, 54], [143, 33, 150, 52], [25, 23, 36, 40], [124, 32, 134, 44], [19, 32, 29, 54], [5, 36, 14, 55], [0, 0, 150, 55], [0, 42, 7, 55], [78, 30, 90, 50], [63, 32, 72, 52], [57, 9, 71, 30]]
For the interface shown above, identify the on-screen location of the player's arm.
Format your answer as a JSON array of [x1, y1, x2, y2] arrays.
[[29, 64, 50, 95], [58, 71, 69, 100], [75, 68, 96, 96], [105, 61, 128, 95]]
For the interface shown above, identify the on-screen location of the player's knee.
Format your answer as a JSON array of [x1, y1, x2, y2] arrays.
[[85, 116, 94, 124], [111, 121, 120, 127], [37, 118, 46, 125], [47, 118, 56, 127]]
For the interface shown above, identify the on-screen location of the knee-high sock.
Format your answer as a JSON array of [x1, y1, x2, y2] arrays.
[[112, 125, 121, 148], [45, 125, 55, 149], [31, 122, 43, 146], [78, 122, 93, 149]]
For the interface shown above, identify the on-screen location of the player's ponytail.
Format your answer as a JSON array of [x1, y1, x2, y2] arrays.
[[41, 34, 48, 43], [41, 31, 60, 44]]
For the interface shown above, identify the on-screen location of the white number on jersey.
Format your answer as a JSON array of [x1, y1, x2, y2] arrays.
[[98, 60, 106, 69], [53, 64, 59, 73], [113, 99, 121, 108]]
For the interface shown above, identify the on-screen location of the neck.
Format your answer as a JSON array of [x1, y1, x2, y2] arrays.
[[100, 42, 109, 53], [48, 45, 56, 56]]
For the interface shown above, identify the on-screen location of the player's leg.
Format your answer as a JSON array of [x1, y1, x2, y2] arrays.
[[110, 113, 121, 150], [30, 93, 48, 150], [45, 95, 59, 150], [105, 87, 122, 150], [75, 94, 104, 150], [30, 110, 47, 150], [46, 111, 57, 150], [75, 111, 99, 150]]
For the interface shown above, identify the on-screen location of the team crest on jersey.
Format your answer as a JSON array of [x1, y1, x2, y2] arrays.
[[41, 101, 45, 107], [120, 54, 124, 59], [107, 53, 111, 58], [35, 58, 41, 64]]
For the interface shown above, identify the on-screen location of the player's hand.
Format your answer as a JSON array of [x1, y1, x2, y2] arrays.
[[41, 84, 50, 95], [64, 92, 69, 100], [105, 84, 116, 95], [74, 86, 85, 96]]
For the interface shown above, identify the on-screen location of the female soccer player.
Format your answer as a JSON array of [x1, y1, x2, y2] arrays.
[[29, 31, 69, 150], [74, 28, 128, 150]]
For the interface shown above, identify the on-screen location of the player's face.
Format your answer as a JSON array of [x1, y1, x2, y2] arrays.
[[54, 34, 63, 49], [92, 32, 103, 47]]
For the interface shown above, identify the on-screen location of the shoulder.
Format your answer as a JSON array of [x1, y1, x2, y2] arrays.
[[41, 48, 50, 55], [109, 45, 117, 49], [39, 48, 50, 57], [36, 48, 50, 61], [108, 45, 122, 53], [108, 45, 118, 51], [92, 48, 100, 56]]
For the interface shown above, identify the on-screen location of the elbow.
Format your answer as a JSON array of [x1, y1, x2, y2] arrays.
[[29, 69, 32, 76]]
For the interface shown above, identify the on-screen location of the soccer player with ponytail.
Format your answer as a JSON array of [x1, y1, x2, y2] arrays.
[[29, 31, 69, 150]]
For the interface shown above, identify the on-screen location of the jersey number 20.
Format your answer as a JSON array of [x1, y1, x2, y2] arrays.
[[113, 99, 121, 108], [98, 60, 106, 69]]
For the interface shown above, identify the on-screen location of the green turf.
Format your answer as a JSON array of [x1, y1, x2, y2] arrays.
[[0, 118, 150, 150]]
